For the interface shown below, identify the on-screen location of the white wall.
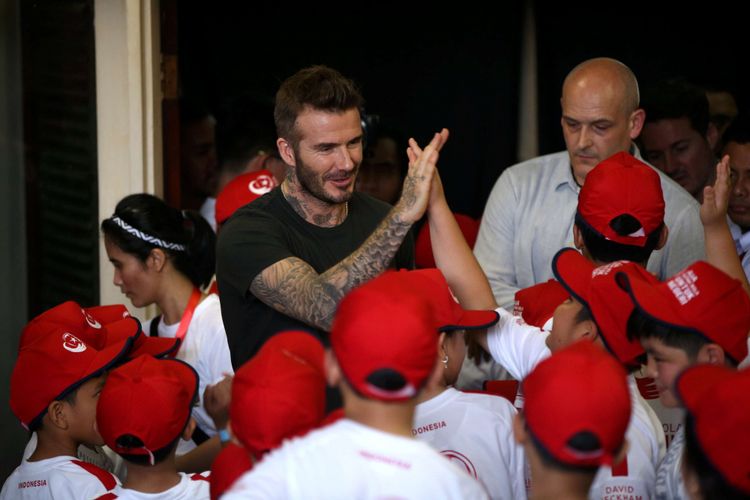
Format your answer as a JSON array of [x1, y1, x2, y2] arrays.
[[95, 0, 162, 320]]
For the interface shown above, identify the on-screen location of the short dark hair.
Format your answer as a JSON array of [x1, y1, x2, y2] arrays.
[[115, 433, 182, 466], [101, 194, 216, 289], [641, 79, 710, 136], [28, 387, 81, 433], [626, 307, 708, 361], [575, 212, 664, 265], [274, 65, 364, 146], [683, 413, 749, 500]]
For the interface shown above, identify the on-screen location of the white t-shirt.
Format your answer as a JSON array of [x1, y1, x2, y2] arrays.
[[22, 434, 128, 481], [1, 456, 119, 499], [414, 388, 527, 500], [100, 472, 210, 499], [654, 426, 687, 500], [143, 294, 233, 453], [588, 378, 666, 500], [223, 419, 489, 499], [485, 308, 666, 500]]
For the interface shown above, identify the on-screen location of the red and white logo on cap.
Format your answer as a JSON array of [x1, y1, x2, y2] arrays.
[[82, 309, 102, 329], [591, 260, 627, 278], [667, 270, 700, 305], [248, 174, 275, 196], [62, 332, 87, 353]]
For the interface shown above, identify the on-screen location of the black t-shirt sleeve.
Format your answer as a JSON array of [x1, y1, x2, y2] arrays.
[[216, 208, 293, 296]]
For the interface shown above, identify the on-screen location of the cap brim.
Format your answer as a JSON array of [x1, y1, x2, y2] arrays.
[[552, 248, 595, 306], [616, 270, 684, 329], [442, 309, 500, 332], [675, 364, 735, 414], [31, 337, 133, 426], [129, 335, 182, 359]]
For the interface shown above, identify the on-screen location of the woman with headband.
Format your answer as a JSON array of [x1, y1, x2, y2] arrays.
[[101, 194, 233, 457]]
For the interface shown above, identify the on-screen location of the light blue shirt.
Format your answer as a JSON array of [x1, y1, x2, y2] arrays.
[[474, 149, 705, 309]]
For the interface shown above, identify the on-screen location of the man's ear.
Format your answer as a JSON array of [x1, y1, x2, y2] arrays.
[[655, 225, 669, 251], [577, 318, 599, 343], [277, 138, 296, 167], [697, 343, 726, 366], [512, 412, 527, 445], [47, 400, 69, 430], [629, 108, 646, 139], [324, 349, 341, 387], [147, 248, 167, 273]]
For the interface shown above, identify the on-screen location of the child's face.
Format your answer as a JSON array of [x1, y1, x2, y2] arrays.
[[548, 297, 590, 352], [641, 337, 692, 408], [66, 375, 107, 446]]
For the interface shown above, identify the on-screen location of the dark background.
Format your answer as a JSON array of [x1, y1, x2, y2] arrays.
[[178, 2, 749, 219]]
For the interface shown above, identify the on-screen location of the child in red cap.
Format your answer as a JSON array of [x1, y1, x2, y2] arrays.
[[1, 310, 134, 498], [617, 259, 750, 500], [95, 354, 210, 498], [222, 273, 488, 499], [516, 341, 632, 499], [209, 330, 327, 499], [676, 364, 750, 500]]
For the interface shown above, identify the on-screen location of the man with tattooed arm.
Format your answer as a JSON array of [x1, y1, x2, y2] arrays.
[[217, 65, 447, 372]]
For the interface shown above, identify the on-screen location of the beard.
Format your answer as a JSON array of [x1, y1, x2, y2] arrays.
[[295, 154, 359, 205]]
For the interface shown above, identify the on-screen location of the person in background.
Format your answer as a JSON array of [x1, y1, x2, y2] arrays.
[[639, 79, 718, 202]]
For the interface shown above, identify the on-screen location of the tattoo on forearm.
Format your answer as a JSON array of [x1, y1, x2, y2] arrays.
[[250, 210, 412, 331]]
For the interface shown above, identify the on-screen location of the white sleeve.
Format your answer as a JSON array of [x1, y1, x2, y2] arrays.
[[485, 308, 551, 381], [51, 467, 115, 500], [222, 448, 289, 499], [193, 301, 234, 436], [474, 171, 521, 310]]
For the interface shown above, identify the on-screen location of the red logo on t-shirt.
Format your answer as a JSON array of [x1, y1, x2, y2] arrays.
[[441, 450, 478, 479]]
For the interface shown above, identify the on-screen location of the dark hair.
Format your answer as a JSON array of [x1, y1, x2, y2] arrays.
[[641, 79, 710, 136], [216, 96, 278, 176], [274, 65, 364, 146], [683, 413, 750, 500], [180, 97, 213, 127], [625, 307, 708, 361], [575, 212, 663, 265], [723, 114, 750, 147], [27, 388, 79, 433], [115, 433, 182, 466], [101, 194, 215, 288]]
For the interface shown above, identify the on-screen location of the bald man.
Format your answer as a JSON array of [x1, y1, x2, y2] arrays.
[[474, 58, 704, 310]]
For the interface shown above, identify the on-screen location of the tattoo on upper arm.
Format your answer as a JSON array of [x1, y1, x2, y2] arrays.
[[249, 211, 412, 331]]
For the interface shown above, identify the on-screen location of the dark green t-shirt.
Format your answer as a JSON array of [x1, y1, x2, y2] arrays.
[[216, 187, 414, 369]]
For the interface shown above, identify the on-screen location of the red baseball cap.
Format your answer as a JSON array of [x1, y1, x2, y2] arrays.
[[210, 443, 253, 500], [230, 331, 326, 456], [10, 324, 133, 429], [676, 364, 750, 494], [617, 261, 750, 364], [552, 248, 656, 368], [415, 213, 480, 269], [373, 269, 499, 332], [331, 272, 439, 401], [578, 151, 665, 247], [97, 354, 198, 464], [522, 340, 631, 468], [20, 301, 180, 359], [513, 279, 569, 329], [215, 169, 278, 226]]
